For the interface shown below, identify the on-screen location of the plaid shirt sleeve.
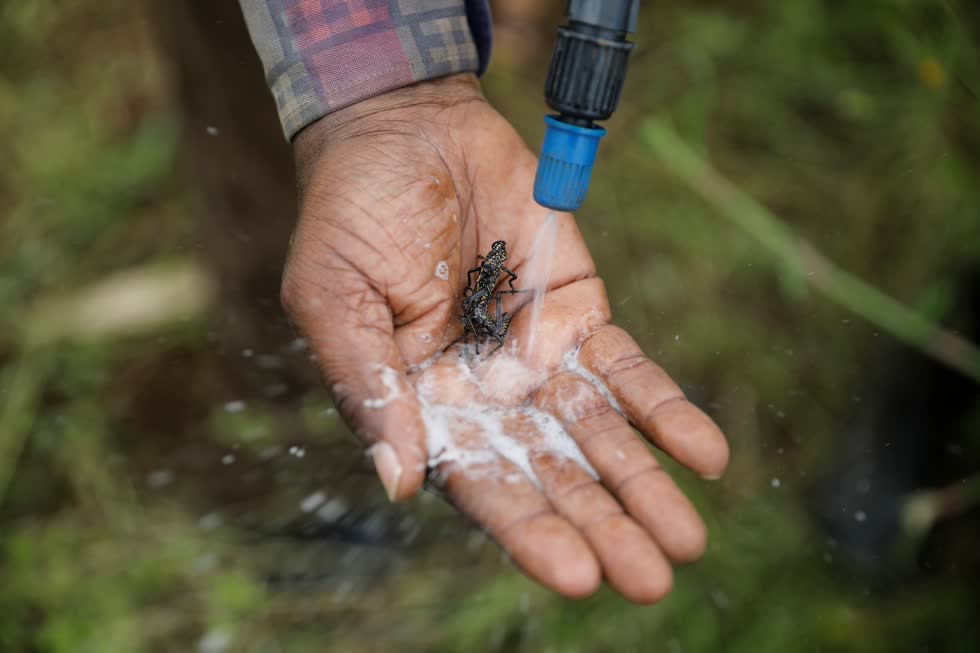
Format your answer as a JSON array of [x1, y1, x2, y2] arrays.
[[239, 0, 492, 140]]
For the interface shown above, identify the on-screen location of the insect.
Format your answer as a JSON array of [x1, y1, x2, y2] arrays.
[[459, 240, 527, 356]]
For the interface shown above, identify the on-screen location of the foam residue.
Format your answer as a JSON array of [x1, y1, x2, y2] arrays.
[[561, 346, 624, 416], [363, 365, 402, 408], [422, 403, 499, 470], [417, 347, 599, 488], [528, 409, 595, 475], [422, 400, 597, 488]]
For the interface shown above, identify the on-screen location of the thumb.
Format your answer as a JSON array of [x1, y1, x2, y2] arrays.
[[281, 258, 427, 502]]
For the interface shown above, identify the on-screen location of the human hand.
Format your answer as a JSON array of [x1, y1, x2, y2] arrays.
[[284, 74, 729, 603]]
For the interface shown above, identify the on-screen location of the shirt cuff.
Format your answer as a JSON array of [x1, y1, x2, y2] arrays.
[[240, 0, 492, 140]]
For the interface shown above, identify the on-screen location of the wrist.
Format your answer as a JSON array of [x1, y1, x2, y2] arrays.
[[293, 73, 484, 183]]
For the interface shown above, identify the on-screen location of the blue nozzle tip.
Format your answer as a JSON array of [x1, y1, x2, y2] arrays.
[[534, 116, 606, 212]]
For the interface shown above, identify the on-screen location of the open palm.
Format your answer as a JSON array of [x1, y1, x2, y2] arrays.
[[283, 74, 728, 602]]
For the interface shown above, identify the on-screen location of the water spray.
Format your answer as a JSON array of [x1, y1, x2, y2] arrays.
[[533, 0, 640, 213]]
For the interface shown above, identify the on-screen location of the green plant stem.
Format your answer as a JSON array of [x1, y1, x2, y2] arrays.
[[644, 117, 980, 384]]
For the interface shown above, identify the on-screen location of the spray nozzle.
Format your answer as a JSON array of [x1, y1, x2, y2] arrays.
[[533, 0, 639, 213], [534, 117, 605, 212]]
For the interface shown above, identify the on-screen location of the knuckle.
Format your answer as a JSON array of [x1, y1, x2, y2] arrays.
[[580, 509, 626, 532], [605, 352, 652, 383], [614, 464, 664, 494], [534, 372, 597, 419], [641, 395, 688, 426], [572, 392, 615, 424], [554, 478, 602, 503]]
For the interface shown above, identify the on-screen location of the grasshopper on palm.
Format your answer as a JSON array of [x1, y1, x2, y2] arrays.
[[459, 240, 528, 356]]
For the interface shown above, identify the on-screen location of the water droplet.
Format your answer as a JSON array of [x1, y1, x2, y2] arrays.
[[300, 490, 326, 513], [147, 469, 174, 488], [198, 628, 231, 653], [317, 498, 348, 522], [710, 589, 730, 610], [434, 260, 450, 281], [197, 512, 223, 531], [191, 552, 218, 574]]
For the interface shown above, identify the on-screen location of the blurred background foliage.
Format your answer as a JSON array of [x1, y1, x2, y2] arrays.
[[1, 0, 979, 651]]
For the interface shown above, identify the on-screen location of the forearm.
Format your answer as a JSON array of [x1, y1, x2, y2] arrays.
[[238, 0, 492, 140]]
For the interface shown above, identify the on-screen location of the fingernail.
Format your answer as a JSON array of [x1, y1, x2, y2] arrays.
[[372, 441, 402, 502], [701, 473, 723, 481]]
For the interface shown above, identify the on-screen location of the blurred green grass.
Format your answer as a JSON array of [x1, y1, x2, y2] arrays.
[[2, 1, 980, 652]]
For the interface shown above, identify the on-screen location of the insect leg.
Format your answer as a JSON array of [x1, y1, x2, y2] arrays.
[[501, 266, 520, 292], [465, 266, 482, 295], [462, 287, 489, 311], [483, 295, 507, 356], [494, 300, 512, 340], [460, 312, 480, 358], [487, 309, 511, 356]]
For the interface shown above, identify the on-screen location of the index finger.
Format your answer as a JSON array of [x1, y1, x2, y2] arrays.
[[576, 325, 729, 479]]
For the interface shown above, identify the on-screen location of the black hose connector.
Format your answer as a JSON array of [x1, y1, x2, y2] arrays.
[[534, 0, 639, 212], [545, 0, 638, 124], [545, 27, 633, 122]]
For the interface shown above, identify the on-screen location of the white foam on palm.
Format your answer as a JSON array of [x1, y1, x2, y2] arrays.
[[422, 403, 498, 470], [561, 346, 624, 416], [417, 348, 599, 488], [363, 365, 402, 408], [422, 401, 596, 488], [528, 408, 595, 474]]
